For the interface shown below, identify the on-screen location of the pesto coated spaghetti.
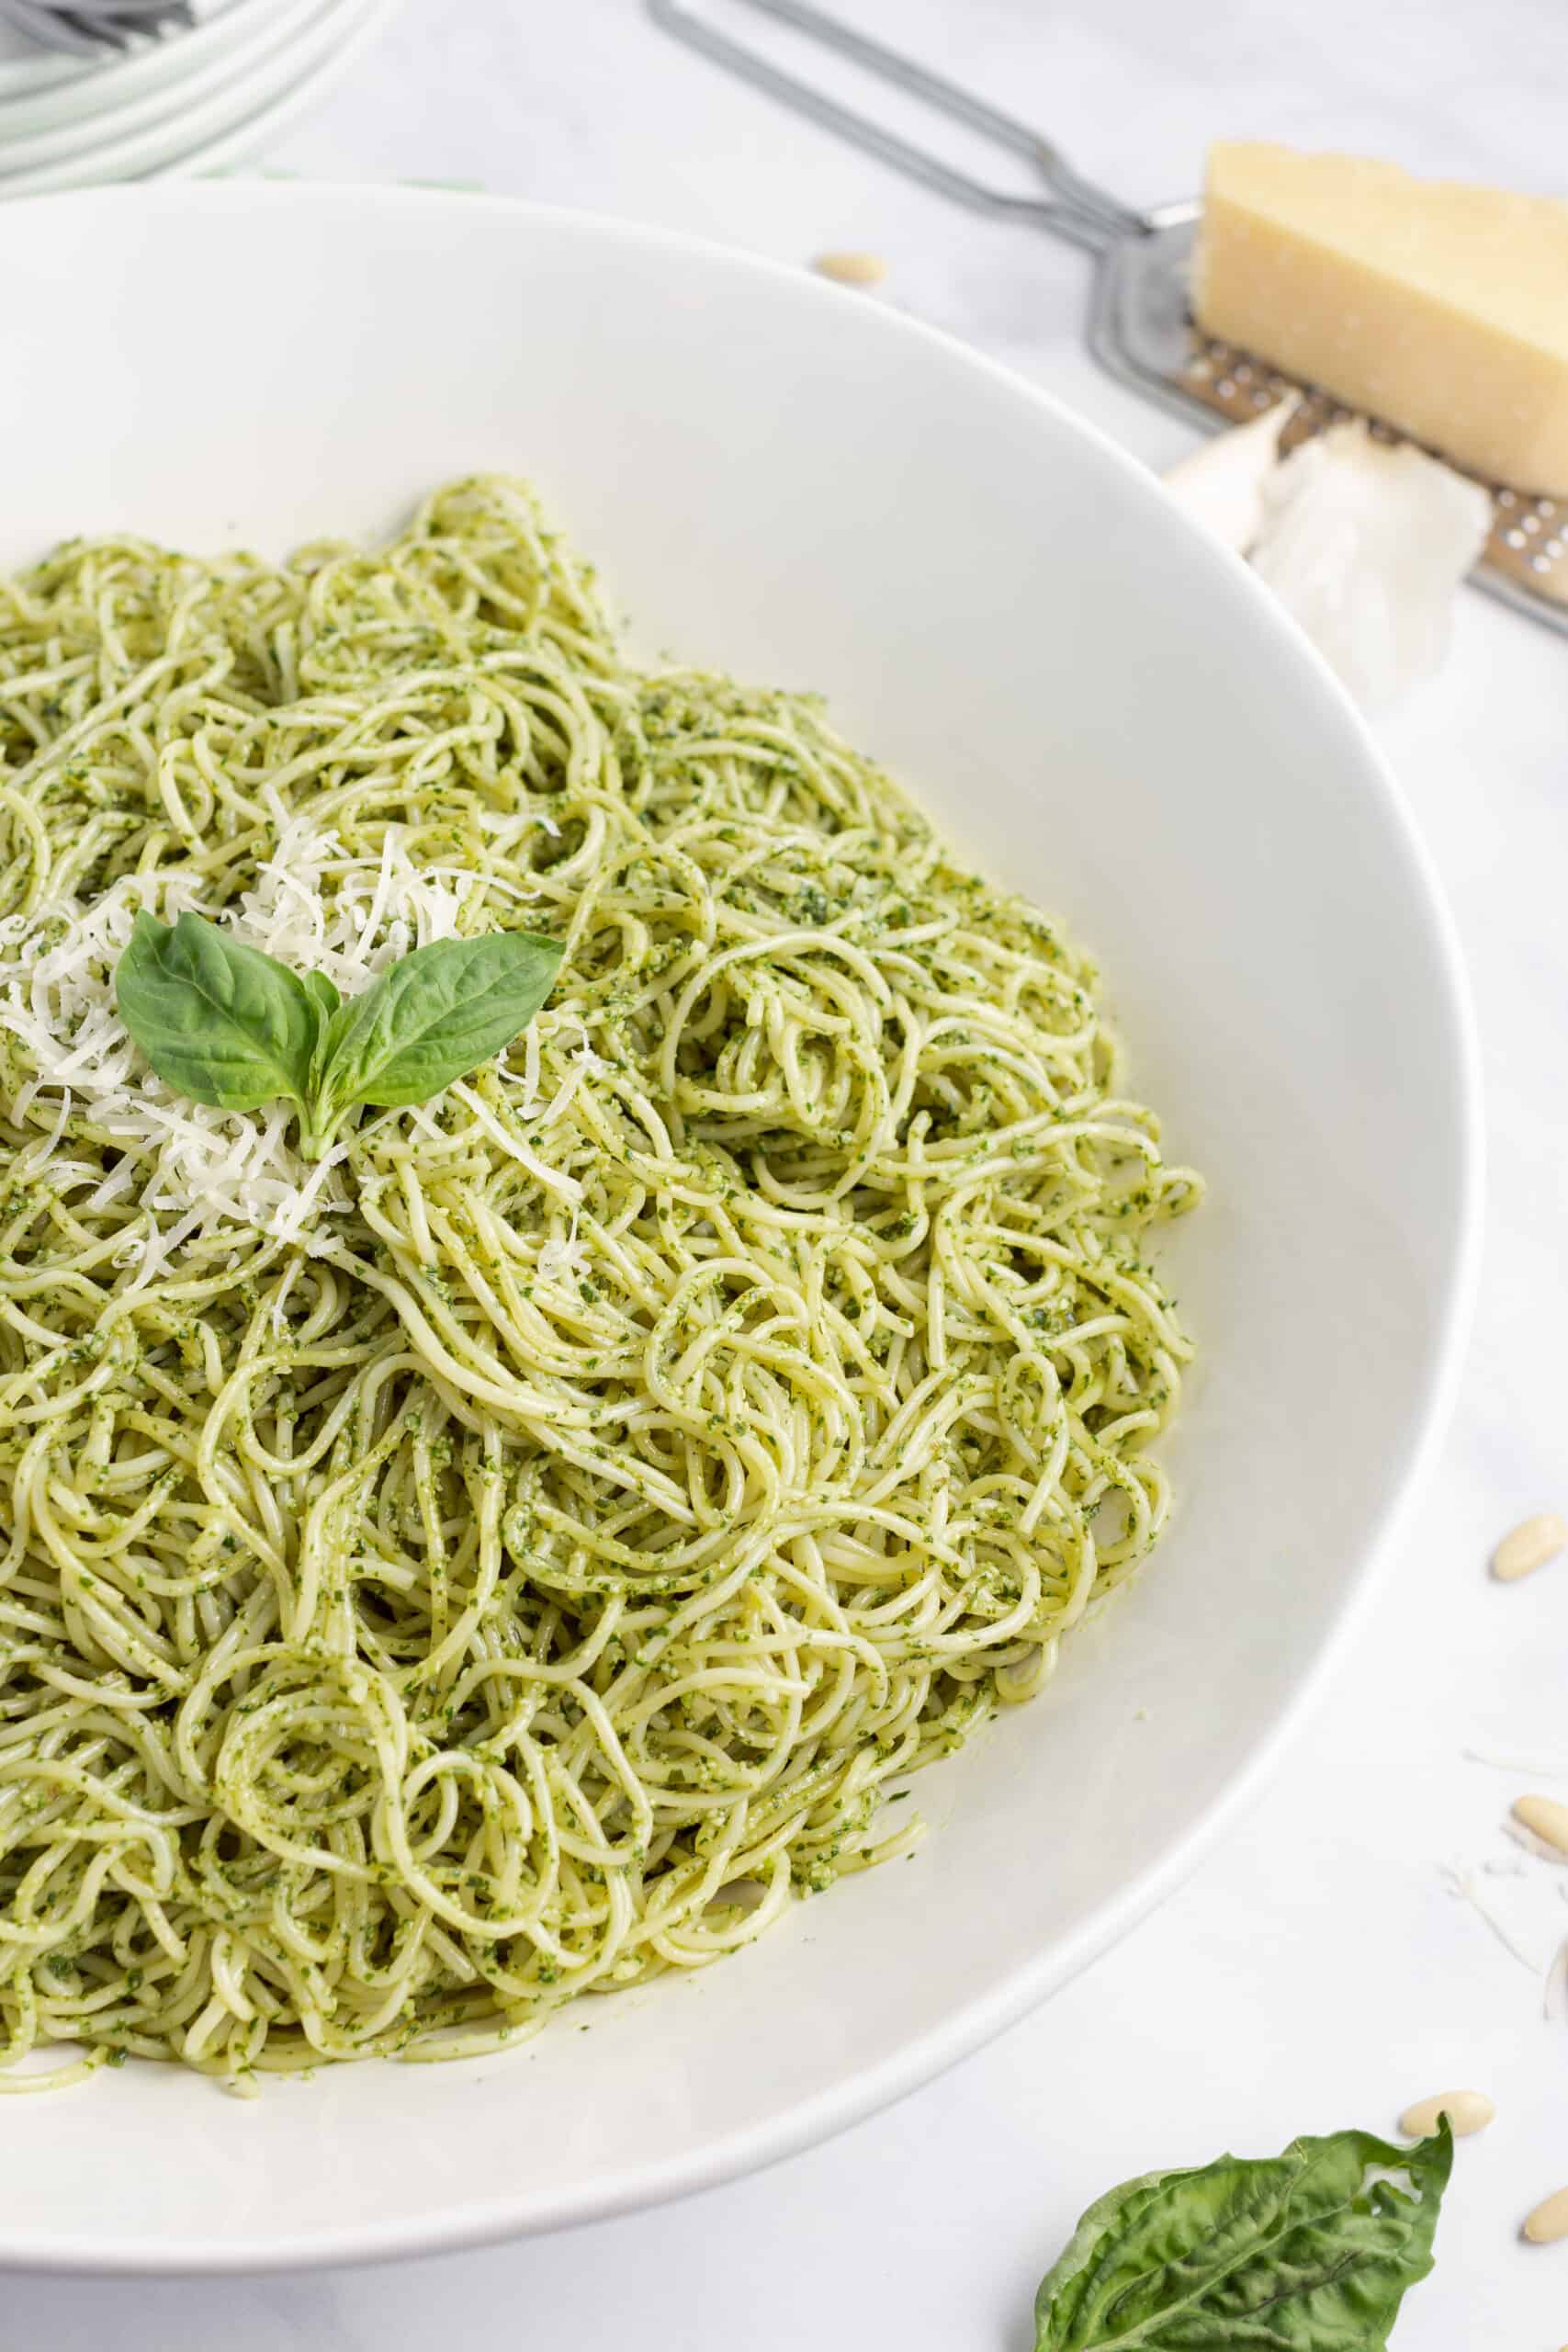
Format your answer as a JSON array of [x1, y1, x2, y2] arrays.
[[0, 478, 1199, 2090]]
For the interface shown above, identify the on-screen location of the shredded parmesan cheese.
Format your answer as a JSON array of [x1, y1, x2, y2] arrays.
[[0, 812, 550, 1277], [1443, 1862, 1557, 1977]]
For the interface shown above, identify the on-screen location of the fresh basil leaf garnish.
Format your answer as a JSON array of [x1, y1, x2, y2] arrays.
[[301, 969, 342, 1020], [114, 912, 563, 1161], [301, 968, 344, 1095], [311, 931, 563, 1116], [1033, 2122, 1451, 2350], [116, 910, 318, 1115]]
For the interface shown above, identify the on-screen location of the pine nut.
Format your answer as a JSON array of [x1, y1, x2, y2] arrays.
[[812, 250, 887, 288], [1492, 1511, 1568, 1581], [1524, 2188, 1568, 2244], [1398, 2089, 1495, 2139], [1513, 1794, 1568, 1854]]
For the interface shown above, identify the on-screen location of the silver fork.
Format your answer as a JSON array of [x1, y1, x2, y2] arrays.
[[0, 0, 194, 56]]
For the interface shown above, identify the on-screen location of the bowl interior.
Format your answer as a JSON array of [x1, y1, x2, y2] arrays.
[[0, 187, 1475, 2270]]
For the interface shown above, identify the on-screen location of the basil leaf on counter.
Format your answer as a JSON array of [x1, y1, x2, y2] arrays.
[[116, 910, 318, 1114], [311, 930, 563, 1116], [1033, 2122, 1451, 2350]]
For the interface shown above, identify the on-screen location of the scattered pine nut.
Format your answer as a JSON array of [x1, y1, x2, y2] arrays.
[[1524, 2187, 1568, 2244], [812, 250, 887, 288], [1513, 1793, 1568, 1854], [1491, 1510, 1568, 1581], [1398, 2089, 1495, 2139]]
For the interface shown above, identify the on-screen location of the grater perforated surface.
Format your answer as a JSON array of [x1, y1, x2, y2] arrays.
[[1089, 203, 1568, 631], [651, 1, 1568, 639]]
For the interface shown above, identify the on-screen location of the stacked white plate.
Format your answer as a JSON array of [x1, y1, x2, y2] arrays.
[[0, 0, 391, 193]]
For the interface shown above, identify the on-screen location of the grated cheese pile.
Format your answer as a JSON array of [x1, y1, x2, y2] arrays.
[[0, 803, 553, 1283]]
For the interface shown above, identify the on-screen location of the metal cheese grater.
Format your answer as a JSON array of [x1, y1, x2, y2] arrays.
[[649, 0, 1568, 639]]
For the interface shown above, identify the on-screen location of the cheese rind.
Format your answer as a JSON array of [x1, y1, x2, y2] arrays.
[[1193, 141, 1568, 494]]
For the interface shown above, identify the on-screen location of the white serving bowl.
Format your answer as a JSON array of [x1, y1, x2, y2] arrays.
[[0, 186, 1478, 2273], [0, 0, 278, 140], [155, 0, 390, 185], [0, 0, 389, 194], [0, 0, 329, 178]]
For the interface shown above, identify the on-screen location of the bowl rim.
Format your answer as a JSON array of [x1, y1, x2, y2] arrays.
[[0, 179, 1484, 2278]]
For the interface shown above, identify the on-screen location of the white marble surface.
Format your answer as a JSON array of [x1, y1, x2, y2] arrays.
[[13, 4, 1568, 2345]]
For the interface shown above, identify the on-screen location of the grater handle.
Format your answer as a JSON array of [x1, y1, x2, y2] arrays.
[[648, 0, 1145, 254]]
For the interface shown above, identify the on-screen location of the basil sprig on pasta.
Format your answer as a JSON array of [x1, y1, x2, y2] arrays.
[[116, 909, 562, 1158]]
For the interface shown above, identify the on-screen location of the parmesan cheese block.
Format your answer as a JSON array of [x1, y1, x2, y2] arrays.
[[1193, 141, 1568, 493]]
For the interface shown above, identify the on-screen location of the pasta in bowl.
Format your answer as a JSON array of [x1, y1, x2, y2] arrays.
[[1, 478, 1197, 2087], [0, 185, 1473, 2269]]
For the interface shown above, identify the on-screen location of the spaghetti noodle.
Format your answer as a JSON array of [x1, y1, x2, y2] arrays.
[[0, 477, 1199, 2088]]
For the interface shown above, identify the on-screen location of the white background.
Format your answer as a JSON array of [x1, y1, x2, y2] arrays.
[[11, 3, 1568, 2346]]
